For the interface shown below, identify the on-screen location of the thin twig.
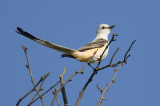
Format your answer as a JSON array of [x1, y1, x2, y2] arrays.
[[97, 84, 103, 93], [124, 40, 136, 64], [109, 48, 119, 65], [97, 63, 124, 106], [27, 81, 60, 106], [16, 76, 43, 106], [51, 70, 83, 106], [22, 45, 45, 106], [29, 72, 50, 103], [97, 40, 136, 71], [56, 97, 60, 106]]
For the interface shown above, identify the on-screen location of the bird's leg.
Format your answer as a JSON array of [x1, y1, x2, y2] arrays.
[[88, 63, 95, 70]]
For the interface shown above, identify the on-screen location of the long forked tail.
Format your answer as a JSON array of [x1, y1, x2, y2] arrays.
[[16, 27, 78, 55]]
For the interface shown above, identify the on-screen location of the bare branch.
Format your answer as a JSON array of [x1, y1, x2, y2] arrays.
[[109, 48, 119, 65], [124, 40, 136, 64], [27, 81, 60, 106], [76, 70, 97, 105], [51, 69, 83, 106], [16, 75, 43, 106], [22, 45, 45, 106], [96, 84, 103, 93], [60, 67, 69, 106], [97, 63, 124, 106], [56, 97, 60, 106], [97, 40, 136, 71], [29, 72, 50, 103], [16, 46, 58, 106]]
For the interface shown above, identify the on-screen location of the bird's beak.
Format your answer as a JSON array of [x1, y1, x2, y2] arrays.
[[108, 25, 115, 29]]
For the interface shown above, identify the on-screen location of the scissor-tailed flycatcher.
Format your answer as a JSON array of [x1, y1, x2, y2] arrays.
[[16, 24, 115, 63]]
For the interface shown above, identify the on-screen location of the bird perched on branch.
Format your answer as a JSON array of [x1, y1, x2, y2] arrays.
[[16, 24, 115, 63]]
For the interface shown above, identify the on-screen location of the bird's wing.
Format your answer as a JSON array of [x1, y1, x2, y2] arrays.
[[77, 38, 108, 52], [16, 27, 78, 54], [61, 39, 108, 58]]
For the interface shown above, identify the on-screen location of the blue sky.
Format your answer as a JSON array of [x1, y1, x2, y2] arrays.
[[1, 0, 160, 106]]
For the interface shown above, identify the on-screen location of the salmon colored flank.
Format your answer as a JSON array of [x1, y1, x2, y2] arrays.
[[72, 47, 106, 62]]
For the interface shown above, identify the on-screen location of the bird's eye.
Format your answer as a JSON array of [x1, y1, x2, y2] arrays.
[[102, 26, 106, 29]]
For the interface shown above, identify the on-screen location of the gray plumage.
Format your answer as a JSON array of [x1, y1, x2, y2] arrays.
[[77, 38, 108, 52]]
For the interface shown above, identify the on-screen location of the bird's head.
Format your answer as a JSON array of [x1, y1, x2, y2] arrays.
[[96, 24, 115, 39]]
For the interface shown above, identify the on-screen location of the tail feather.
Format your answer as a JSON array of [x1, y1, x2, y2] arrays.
[[16, 27, 77, 54]]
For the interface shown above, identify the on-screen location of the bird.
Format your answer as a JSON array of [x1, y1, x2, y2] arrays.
[[16, 24, 115, 63]]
